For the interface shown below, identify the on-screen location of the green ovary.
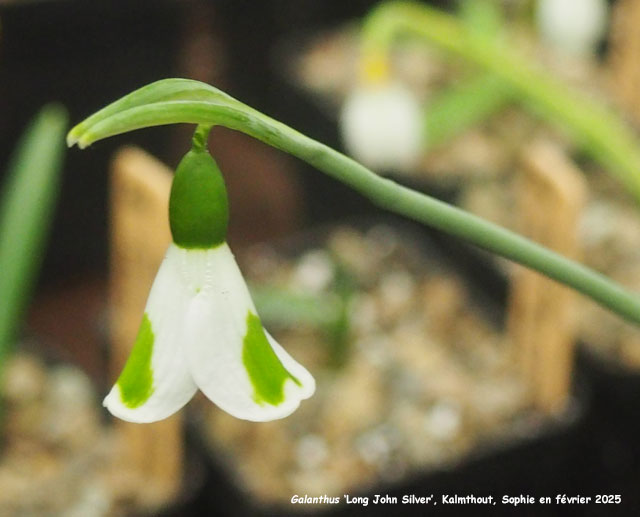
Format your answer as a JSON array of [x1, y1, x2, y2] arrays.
[[242, 312, 301, 406], [117, 313, 155, 408], [169, 147, 229, 249]]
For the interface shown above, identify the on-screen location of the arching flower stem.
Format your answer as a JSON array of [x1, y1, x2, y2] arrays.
[[67, 79, 640, 325]]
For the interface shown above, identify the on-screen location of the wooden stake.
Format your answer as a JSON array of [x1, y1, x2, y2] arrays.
[[109, 147, 182, 509], [609, 0, 640, 124], [507, 140, 587, 414]]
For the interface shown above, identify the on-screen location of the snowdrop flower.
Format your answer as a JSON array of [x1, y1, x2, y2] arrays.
[[340, 51, 423, 172], [536, 0, 609, 57], [104, 127, 315, 423]]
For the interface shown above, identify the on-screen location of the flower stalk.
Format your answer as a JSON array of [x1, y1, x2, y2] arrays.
[[68, 79, 640, 325]]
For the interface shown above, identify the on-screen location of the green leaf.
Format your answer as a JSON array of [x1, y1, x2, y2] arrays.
[[250, 284, 342, 327], [0, 105, 68, 360], [459, 0, 504, 38], [426, 74, 512, 150]]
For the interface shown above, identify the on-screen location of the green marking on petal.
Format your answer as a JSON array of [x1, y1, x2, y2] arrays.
[[117, 313, 155, 408], [242, 311, 301, 406]]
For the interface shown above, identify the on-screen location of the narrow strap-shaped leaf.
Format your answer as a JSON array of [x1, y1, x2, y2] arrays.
[[0, 105, 68, 358], [425, 74, 513, 151]]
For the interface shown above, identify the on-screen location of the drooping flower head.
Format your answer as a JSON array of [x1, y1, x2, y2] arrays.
[[104, 126, 315, 423], [339, 46, 423, 172]]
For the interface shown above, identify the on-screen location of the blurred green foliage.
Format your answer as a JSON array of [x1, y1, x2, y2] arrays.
[[0, 105, 68, 366]]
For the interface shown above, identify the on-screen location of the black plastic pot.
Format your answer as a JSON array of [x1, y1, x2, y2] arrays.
[[575, 346, 640, 513], [192, 405, 593, 517]]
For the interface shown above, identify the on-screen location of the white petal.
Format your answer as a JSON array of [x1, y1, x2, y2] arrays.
[[340, 83, 423, 172], [183, 243, 315, 422], [537, 0, 608, 56], [104, 244, 197, 423]]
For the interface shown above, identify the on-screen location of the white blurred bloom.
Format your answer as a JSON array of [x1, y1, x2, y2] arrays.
[[340, 83, 423, 172], [536, 0, 609, 56]]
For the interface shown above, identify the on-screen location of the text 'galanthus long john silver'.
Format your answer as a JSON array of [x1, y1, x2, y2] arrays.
[[103, 125, 315, 423]]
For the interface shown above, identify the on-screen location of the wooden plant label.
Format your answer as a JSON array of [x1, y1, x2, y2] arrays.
[[507, 140, 587, 414], [109, 147, 182, 509]]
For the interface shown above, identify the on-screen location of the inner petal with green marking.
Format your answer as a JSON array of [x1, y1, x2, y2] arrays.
[[117, 313, 155, 408], [242, 311, 301, 406]]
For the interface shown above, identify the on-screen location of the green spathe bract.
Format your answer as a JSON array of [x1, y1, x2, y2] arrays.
[[169, 143, 229, 249], [117, 313, 155, 408], [242, 311, 301, 406]]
